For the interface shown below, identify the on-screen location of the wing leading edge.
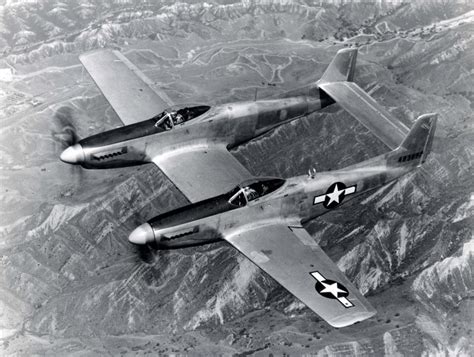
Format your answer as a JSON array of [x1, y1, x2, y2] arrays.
[[152, 145, 254, 203], [224, 224, 376, 328], [80, 50, 173, 126]]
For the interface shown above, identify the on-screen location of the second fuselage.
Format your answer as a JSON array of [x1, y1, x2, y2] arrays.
[[133, 154, 410, 249]]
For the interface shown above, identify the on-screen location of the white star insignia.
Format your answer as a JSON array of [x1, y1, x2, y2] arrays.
[[310, 271, 354, 308], [326, 184, 344, 205], [320, 281, 346, 298], [312, 183, 357, 208]]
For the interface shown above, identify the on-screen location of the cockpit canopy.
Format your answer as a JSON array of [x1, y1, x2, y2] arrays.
[[153, 105, 210, 131], [228, 177, 285, 207]]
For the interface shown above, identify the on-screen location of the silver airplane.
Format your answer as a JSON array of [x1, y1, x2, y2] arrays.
[[128, 113, 436, 328], [60, 48, 409, 201], [61, 47, 436, 327]]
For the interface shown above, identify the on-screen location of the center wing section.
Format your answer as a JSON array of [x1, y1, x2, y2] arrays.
[[152, 145, 254, 203], [80, 50, 173, 126], [225, 224, 376, 328], [319, 81, 409, 150]]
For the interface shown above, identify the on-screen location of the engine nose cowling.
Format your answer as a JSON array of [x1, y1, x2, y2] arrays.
[[128, 223, 155, 245]]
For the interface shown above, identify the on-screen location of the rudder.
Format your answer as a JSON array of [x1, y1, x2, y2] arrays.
[[390, 113, 437, 167]]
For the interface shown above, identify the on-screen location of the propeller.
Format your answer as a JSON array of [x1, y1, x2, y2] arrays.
[[51, 106, 80, 150], [51, 106, 85, 183], [131, 242, 172, 288], [133, 242, 157, 264]]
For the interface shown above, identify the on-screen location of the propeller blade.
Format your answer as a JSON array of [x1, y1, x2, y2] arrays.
[[52, 106, 80, 149], [133, 243, 159, 264]]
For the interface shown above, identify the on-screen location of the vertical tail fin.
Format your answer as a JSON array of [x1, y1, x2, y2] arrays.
[[318, 48, 358, 84], [389, 113, 437, 167]]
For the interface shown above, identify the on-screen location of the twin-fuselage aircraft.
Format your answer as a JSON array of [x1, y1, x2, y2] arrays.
[[60, 48, 436, 328]]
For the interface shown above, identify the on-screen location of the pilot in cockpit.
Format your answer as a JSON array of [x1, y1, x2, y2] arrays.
[[243, 186, 259, 201], [155, 111, 178, 130], [174, 112, 184, 125]]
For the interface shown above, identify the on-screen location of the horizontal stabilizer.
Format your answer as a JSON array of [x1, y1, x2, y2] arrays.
[[319, 81, 409, 149]]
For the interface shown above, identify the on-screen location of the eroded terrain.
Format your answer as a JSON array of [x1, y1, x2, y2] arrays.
[[1, 1, 473, 355]]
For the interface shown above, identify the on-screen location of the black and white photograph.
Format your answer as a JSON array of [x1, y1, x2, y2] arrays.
[[0, 0, 472, 355]]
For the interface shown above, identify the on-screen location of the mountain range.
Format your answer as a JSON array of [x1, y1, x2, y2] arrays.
[[0, 0, 472, 355]]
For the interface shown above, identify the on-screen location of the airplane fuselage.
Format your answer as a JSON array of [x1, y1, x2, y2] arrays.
[[137, 154, 410, 249], [70, 94, 330, 169]]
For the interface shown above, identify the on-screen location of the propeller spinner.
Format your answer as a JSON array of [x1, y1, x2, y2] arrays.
[[60, 143, 85, 164]]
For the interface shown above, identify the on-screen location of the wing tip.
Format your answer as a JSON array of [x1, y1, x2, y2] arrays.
[[328, 310, 377, 328]]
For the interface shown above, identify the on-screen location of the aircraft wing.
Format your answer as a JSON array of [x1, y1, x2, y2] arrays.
[[80, 50, 173, 126], [319, 81, 409, 150], [224, 224, 376, 328], [152, 145, 254, 203]]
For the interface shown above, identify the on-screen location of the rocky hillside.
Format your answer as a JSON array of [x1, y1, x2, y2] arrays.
[[1, 1, 473, 355], [3, 0, 472, 65]]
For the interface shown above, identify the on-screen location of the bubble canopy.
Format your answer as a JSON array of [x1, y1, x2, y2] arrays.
[[152, 104, 211, 130], [227, 177, 286, 207], [79, 104, 211, 147], [146, 177, 286, 232]]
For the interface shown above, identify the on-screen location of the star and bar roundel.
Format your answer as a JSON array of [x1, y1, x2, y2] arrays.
[[310, 271, 354, 308], [313, 182, 357, 209]]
